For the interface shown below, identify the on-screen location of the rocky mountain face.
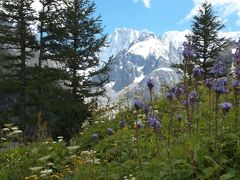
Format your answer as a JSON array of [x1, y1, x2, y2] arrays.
[[100, 28, 240, 102]]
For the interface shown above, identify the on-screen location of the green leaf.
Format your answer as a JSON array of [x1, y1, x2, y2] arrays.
[[204, 155, 217, 166], [220, 173, 235, 180], [203, 167, 216, 177]]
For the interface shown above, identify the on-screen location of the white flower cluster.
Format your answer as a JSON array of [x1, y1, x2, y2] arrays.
[[123, 174, 136, 180], [80, 150, 100, 164], [1, 124, 23, 144], [2, 124, 23, 136], [81, 120, 90, 130], [57, 136, 63, 142]]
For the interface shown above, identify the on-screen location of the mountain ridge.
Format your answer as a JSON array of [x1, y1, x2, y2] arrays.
[[100, 28, 240, 102]]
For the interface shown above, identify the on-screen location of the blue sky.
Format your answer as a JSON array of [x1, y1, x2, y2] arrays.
[[94, 0, 240, 36]]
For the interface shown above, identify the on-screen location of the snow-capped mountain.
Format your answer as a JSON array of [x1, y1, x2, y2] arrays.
[[101, 28, 240, 102], [100, 28, 154, 62]]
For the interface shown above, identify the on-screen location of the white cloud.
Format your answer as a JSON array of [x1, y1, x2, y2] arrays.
[[133, 0, 152, 8], [185, 0, 240, 26]]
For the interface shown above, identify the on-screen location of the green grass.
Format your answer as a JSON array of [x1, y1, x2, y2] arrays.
[[0, 84, 240, 179]]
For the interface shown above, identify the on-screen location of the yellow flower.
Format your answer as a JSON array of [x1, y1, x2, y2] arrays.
[[65, 167, 71, 172], [50, 174, 59, 178]]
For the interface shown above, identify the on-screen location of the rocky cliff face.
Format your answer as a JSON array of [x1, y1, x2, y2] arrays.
[[100, 28, 240, 102]]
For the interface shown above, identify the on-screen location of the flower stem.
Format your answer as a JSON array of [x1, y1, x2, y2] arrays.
[[168, 101, 173, 146], [155, 129, 160, 157], [208, 88, 212, 136], [215, 93, 220, 150], [105, 164, 109, 180], [234, 90, 239, 133], [184, 58, 192, 135], [135, 127, 142, 169], [216, 112, 226, 180]]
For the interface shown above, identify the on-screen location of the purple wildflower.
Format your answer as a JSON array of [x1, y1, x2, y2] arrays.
[[148, 114, 161, 129], [183, 41, 195, 59], [235, 67, 240, 77], [220, 78, 228, 86], [147, 79, 154, 89], [220, 102, 232, 112], [192, 66, 204, 77], [210, 62, 224, 76], [119, 119, 127, 128], [107, 128, 114, 135], [134, 99, 142, 110], [92, 133, 98, 140], [143, 103, 151, 114], [189, 90, 197, 102], [205, 78, 214, 88], [213, 79, 228, 94], [136, 120, 143, 129], [182, 99, 189, 106], [165, 91, 175, 101], [232, 80, 240, 88], [175, 86, 184, 98], [176, 114, 183, 121]]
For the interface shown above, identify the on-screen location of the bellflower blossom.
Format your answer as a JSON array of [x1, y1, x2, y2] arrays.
[[205, 78, 214, 88], [220, 102, 232, 112], [219, 78, 228, 86], [183, 41, 195, 59], [176, 114, 183, 121], [134, 99, 142, 110], [107, 128, 114, 135], [147, 79, 154, 90], [92, 133, 98, 140], [148, 114, 161, 129], [182, 99, 189, 106], [119, 119, 127, 128], [189, 90, 197, 103], [136, 120, 143, 129], [165, 90, 175, 101], [232, 80, 240, 88], [235, 67, 240, 77], [210, 62, 224, 76], [143, 103, 151, 114], [175, 86, 184, 98], [212, 79, 228, 94], [192, 66, 204, 77]]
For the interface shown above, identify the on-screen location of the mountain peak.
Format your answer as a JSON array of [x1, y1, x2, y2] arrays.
[[103, 28, 240, 102], [161, 29, 191, 47], [100, 28, 154, 62]]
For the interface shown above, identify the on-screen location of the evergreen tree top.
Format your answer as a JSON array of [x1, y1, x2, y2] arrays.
[[190, 2, 229, 77]]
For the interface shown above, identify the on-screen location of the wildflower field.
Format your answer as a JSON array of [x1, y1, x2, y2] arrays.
[[0, 40, 240, 180]]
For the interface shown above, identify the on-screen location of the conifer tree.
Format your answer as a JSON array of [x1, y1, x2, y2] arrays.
[[41, 0, 110, 138], [0, 0, 37, 123], [30, 0, 64, 113], [62, 0, 108, 99], [191, 2, 228, 77]]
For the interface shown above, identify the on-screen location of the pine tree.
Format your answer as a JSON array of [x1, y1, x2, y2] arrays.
[[40, 0, 110, 139], [191, 2, 229, 77], [30, 0, 64, 110], [0, 0, 37, 123], [62, 0, 108, 99], [24, 0, 61, 137]]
